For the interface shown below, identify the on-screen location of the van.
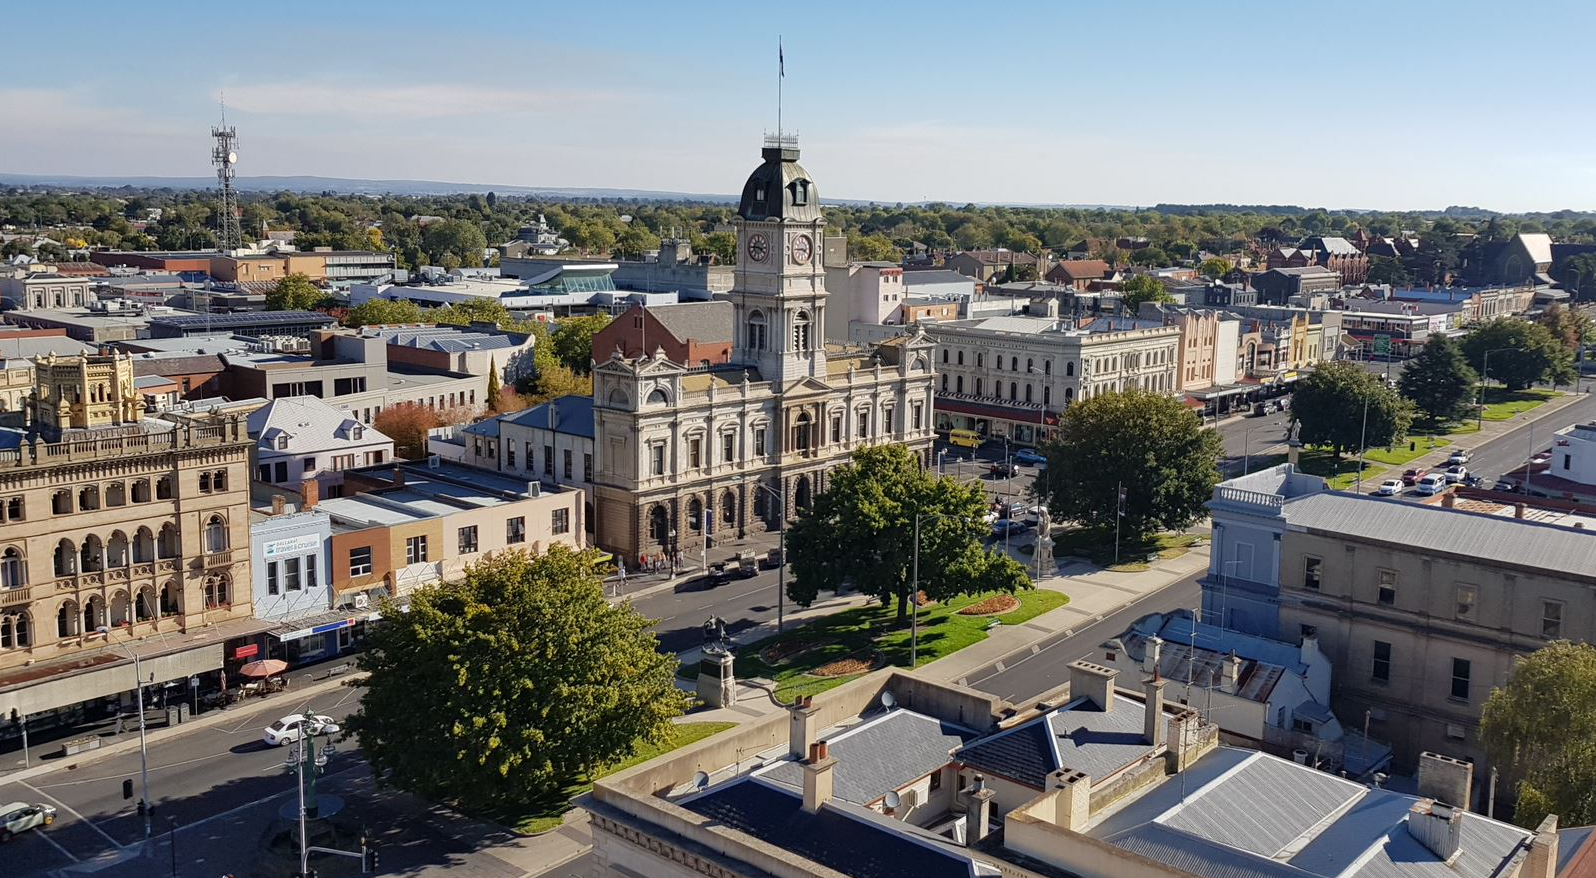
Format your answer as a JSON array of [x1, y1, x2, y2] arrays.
[[1415, 473, 1447, 496], [948, 429, 982, 449]]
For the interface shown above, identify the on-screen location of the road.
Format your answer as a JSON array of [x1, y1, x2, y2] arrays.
[[959, 573, 1202, 704]]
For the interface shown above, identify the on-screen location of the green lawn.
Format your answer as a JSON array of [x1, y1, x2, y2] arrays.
[[1480, 388, 1556, 421], [485, 721, 736, 834], [1049, 529, 1200, 571], [736, 588, 1069, 703], [1294, 447, 1379, 491]]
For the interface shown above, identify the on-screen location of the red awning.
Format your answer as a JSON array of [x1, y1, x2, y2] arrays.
[[936, 397, 1058, 426]]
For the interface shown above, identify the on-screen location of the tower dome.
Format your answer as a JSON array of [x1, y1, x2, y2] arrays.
[[737, 138, 822, 223]]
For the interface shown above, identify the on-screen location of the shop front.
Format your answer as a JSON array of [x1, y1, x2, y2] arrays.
[[933, 397, 1057, 448]]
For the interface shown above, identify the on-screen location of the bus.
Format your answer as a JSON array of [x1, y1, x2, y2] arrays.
[[948, 429, 982, 449]]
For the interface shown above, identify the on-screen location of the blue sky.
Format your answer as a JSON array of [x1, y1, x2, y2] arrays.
[[3, 0, 1593, 212]]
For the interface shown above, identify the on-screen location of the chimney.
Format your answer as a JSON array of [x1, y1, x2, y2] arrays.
[[1514, 502, 1526, 519], [1220, 651, 1242, 695], [788, 694, 819, 759], [1049, 770, 1093, 832], [1300, 633, 1322, 667], [1144, 674, 1167, 748], [1406, 799, 1464, 862], [301, 478, 319, 510], [391, 465, 406, 489], [964, 774, 995, 845], [1143, 636, 1163, 676], [1417, 751, 1475, 810], [1069, 660, 1117, 711], [1442, 492, 1456, 508], [801, 740, 836, 814], [271, 494, 286, 516], [1524, 815, 1561, 878]]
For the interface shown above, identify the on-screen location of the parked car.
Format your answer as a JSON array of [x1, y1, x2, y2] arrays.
[[1013, 449, 1047, 467], [1443, 465, 1468, 484], [700, 564, 733, 587], [1447, 450, 1471, 465], [1530, 450, 1552, 465], [1415, 473, 1448, 496], [263, 714, 339, 747], [1376, 479, 1403, 496], [991, 519, 1033, 539], [735, 552, 759, 578], [989, 462, 1020, 478], [1462, 474, 1485, 488], [1493, 479, 1520, 493], [1401, 469, 1424, 486], [0, 801, 55, 842]]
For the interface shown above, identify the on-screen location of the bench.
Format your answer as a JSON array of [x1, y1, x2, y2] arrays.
[[60, 736, 101, 757], [319, 663, 353, 681]]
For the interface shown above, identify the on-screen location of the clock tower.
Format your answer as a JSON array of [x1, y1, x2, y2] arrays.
[[731, 136, 828, 384]]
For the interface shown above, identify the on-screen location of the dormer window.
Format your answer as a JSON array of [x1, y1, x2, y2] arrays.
[[790, 180, 809, 206], [275, 435, 288, 450], [754, 185, 767, 202], [352, 425, 364, 441]]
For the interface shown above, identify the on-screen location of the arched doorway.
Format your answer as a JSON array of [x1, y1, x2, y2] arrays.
[[648, 506, 670, 547], [795, 475, 813, 512]]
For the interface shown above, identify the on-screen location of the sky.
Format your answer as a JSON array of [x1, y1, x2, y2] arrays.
[[4, 0, 1594, 213]]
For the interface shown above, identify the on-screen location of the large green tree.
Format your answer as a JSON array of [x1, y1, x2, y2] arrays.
[[1534, 303, 1593, 353], [344, 548, 689, 811], [1198, 257, 1233, 279], [264, 273, 325, 311], [1461, 318, 1575, 391], [343, 298, 424, 327], [785, 444, 1030, 623], [1365, 256, 1412, 286], [1481, 641, 1596, 828], [1399, 336, 1478, 422], [849, 234, 899, 262], [422, 218, 488, 267], [1292, 361, 1413, 457], [1118, 274, 1175, 311], [1036, 390, 1223, 537], [551, 314, 613, 374]]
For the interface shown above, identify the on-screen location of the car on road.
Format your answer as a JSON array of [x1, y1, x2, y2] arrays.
[[1376, 479, 1403, 496], [1494, 479, 1520, 493], [1443, 465, 1468, 484], [1415, 473, 1448, 496], [1402, 469, 1424, 486], [991, 519, 1033, 539], [1530, 450, 1552, 465], [0, 801, 56, 842], [263, 713, 339, 747], [989, 462, 1020, 478], [1447, 450, 1471, 465], [1013, 449, 1047, 467]]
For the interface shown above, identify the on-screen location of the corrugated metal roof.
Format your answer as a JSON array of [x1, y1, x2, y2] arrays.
[[1162, 753, 1362, 859], [1281, 492, 1596, 582]]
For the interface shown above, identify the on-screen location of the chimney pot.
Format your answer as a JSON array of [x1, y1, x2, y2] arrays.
[[1514, 502, 1526, 519], [1416, 751, 1474, 810]]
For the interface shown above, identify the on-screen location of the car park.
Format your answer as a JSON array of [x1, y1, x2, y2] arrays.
[[1013, 449, 1047, 467], [263, 714, 339, 747], [0, 801, 56, 842], [1376, 479, 1403, 496]]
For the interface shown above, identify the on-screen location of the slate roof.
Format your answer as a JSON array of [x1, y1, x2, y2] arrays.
[[1281, 491, 1596, 582], [902, 269, 977, 288], [1304, 236, 1361, 257], [758, 711, 974, 806], [681, 778, 983, 878], [1111, 632, 1283, 704], [361, 324, 526, 353], [503, 394, 595, 439], [956, 695, 1163, 788], [1267, 266, 1339, 278], [646, 300, 734, 344], [247, 395, 391, 454], [0, 334, 94, 359]]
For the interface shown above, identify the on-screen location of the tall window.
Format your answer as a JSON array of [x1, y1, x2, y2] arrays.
[[748, 311, 767, 351], [544, 445, 555, 476], [563, 448, 574, 479], [205, 515, 228, 553], [754, 428, 767, 457], [689, 437, 703, 469], [1303, 557, 1321, 590], [793, 311, 812, 352], [1376, 570, 1396, 605], [1542, 601, 1563, 639], [857, 410, 869, 439], [1, 548, 23, 590], [458, 525, 479, 554], [650, 444, 666, 476], [284, 557, 302, 591], [1450, 658, 1471, 701], [1372, 641, 1391, 683], [507, 517, 526, 544], [723, 432, 737, 463], [552, 508, 570, 535], [405, 535, 429, 565], [350, 547, 373, 577], [912, 403, 923, 430], [267, 561, 279, 596]]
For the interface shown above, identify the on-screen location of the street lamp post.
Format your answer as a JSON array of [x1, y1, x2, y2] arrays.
[[99, 626, 151, 846], [1355, 392, 1372, 493], [908, 508, 964, 668], [751, 481, 786, 633]]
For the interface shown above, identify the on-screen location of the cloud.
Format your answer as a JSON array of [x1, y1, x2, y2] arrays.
[[224, 80, 624, 119]]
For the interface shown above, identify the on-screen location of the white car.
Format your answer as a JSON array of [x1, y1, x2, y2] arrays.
[[1376, 479, 1403, 496], [1444, 465, 1468, 484], [1415, 473, 1448, 496], [263, 714, 339, 747], [1447, 450, 1470, 465], [0, 801, 56, 842]]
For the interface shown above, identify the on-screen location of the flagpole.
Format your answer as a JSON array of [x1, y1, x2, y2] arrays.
[[777, 36, 784, 142]]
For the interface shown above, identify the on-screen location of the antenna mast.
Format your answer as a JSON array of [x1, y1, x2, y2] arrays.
[[212, 98, 243, 251]]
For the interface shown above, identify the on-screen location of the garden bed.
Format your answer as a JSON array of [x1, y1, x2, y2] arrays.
[[812, 650, 883, 677], [760, 639, 832, 666], [957, 595, 1020, 616]]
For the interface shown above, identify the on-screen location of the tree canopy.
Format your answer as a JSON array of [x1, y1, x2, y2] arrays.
[[421, 219, 488, 267], [550, 314, 613, 374], [1365, 256, 1412, 286], [1398, 335, 1478, 422], [1291, 361, 1413, 457], [1534, 303, 1593, 353], [264, 273, 326, 311], [1118, 274, 1174, 311], [1198, 257, 1233, 279], [344, 548, 689, 812], [344, 298, 425, 327], [1480, 641, 1596, 828], [1036, 389, 1223, 537], [785, 444, 1030, 623], [1461, 318, 1575, 391]]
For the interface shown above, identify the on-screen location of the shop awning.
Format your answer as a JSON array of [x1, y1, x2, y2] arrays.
[[934, 397, 1058, 426], [270, 606, 383, 642]]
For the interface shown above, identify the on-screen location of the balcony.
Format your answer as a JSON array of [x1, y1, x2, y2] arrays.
[[1, 585, 33, 606], [198, 551, 234, 570]]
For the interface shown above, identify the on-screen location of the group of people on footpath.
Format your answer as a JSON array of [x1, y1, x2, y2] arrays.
[[636, 549, 682, 575]]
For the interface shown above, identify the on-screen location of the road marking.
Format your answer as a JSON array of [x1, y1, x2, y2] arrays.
[[32, 821, 81, 863], [168, 763, 364, 837], [36, 748, 252, 789], [22, 781, 125, 851]]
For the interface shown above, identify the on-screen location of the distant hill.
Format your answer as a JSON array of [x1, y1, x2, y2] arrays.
[[0, 172, 741, 203]]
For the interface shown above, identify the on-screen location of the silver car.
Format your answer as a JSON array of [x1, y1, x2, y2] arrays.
[[0, 801, 57, 842]]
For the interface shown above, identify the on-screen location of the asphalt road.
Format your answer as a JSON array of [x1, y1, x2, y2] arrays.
[[958, 573, 1202, 704]]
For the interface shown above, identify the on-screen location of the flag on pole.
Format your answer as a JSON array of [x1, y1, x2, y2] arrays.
[[779, 39, 785, 77]]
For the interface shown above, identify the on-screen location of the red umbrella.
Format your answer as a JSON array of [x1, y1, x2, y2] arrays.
[[237, 659, 288, 678]]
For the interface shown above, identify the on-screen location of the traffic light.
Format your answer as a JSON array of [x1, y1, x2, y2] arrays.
[[122, 779, 133, 800]]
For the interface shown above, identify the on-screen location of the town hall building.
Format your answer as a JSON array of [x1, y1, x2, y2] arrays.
[[590, 137, 937, 559]]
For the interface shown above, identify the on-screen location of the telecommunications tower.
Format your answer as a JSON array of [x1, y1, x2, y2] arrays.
[[211, 104, 242, 251]]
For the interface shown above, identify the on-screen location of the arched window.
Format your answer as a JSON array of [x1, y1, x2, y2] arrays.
[[1027, 358, 1034, 373], [941, 349, 948, 364], [82, 595, 103, 633], [793, 311, 812, 352], [205, 576, 230, 609], [957, 351, 964, 365], [0, 613, 29, 650], [109, 590, 129, 626], [606, 388, 630, 407], [956, 376, 964, 393], [54, 539, 77, 577], [974, 378, 983, 396], [159, 582, 178, 616], [976, 353, 984, 368], [106, 482, 126, 507], [133, 527, 154, 564], [1044, 386, 1052, 405], [81, 535, 103, 573], [156, 476, 173, 500], [204, 515, 228, 553], [1012, 357, 1019, 371], [792, 412, 813, 452], [107, 531, 129, 568], [687, 498, 704, 532], [0, 548, 22, 590], [646, 387, 670, 405], [649, 506, 670, 546], [213, 470, 228, 492], [79, 486, 99, 511], [131, 479, 150, 503], [1065, 387, 1075, 403], [941, 375, 948, 391], [136, 586, 155, 622], [52, 490, 72, 515], [1066, 361, 1076, 377], [1010, 382, 1018, 401], [199, 472, 212, 493], [6, 497, 21, 520], [721, 490, 737, 525], [747, 310, 768, 352], [58, 601, 79, 638], [1044, 360, 1052, 375], [1026, 385, 1033, 403], [157, 523, 179, 560]]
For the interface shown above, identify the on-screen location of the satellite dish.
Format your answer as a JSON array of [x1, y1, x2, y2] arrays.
[[884, 790, 901, 810], [881, 691, 896, 710], [226, 151, 238, 165], [692, 770, 710, 790]]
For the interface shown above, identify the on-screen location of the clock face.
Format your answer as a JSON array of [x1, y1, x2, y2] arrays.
[[747, 233, 769, 263], [791, 235, 813, 265]]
